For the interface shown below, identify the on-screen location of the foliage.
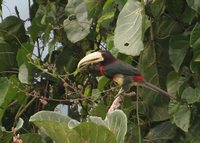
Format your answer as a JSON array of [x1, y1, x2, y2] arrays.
[[1, 0, 200, 142], [29, 110, 126, 143]]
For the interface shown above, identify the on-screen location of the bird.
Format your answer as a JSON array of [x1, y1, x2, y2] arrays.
[[77, 50, 175, 99]]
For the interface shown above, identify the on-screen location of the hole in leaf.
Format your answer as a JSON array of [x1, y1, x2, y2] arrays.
[[124, 43, 129, 46]]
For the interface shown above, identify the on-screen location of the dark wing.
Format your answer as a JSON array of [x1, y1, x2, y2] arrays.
[[103, 60, 140, 78]]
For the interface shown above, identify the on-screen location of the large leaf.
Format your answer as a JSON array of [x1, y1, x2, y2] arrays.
[[16, 43, 34, 66], [0, 39, 18, 72], [187, 119, 200, 142], [169, 35, 189, 72], [84, 0, 102, 18], [97, 76, 110, 92], [89, 110, 128, 143], [148, 0, 166, 19], [192, 38, 200, 62], [0, 16, 26, 42], [145, 121, 176, 142], [30, 111, 118, 143], [105, 110, 127, 143], [186, 0, 200, 13], [64, 0, 92, 43], [167, 72, 181, 97], [150, 105, 170, 121], [139, 42, 171, 121], [190, 23, 200, 47], [30, 111, 81, 143], [0, 77, 17, 121], [174, 105, 191, 132], [181, 87, 200, 104], [114, 0, 143, 56], [0, 128, 13, 143], [74, 122, 117, 143], [138, 43, 160, 103], [169, 103, 191, 132], [90, 101, 108, 118], [21, 133, 43, 143], [189, 23, 200, 73], [154, 16, 183, 39], [17, 43, 34, 84]]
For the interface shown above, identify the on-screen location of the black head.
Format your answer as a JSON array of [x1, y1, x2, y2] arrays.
[[99, 50, 116, 66]]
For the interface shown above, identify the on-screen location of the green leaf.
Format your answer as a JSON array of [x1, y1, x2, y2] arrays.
[[190, 25, 200, 73], [190, 23, 200, 46], [42, 2, 56, 25], [92, 89, 100, 101], [154, 16, 183, 39], [192, 38, 200, 62], [0, 16, 26, 42], [181, 5, 196, 24], [15, 118, 24, 130], [68, 119, 80, 129], [0, 77, 17, 121], [148, 0, 166, 18], [172, 104, 191, 132], [0, 39, 18, 72], [74, 122, 117, 143], [168, 100, 181, 115], [97, 11, 115, 31], [0, 128, 13, 143], [97, 76, 110, 92], [150, 104, 170, 121], [167, 72, 181, 96], [90, 101, 108, 118], [145, 121, 176, 141], [16, 43, 35, 83], [190, 60, 200, 74], [16, 43, 34, 66], [103, 0, 127, 11], [186, 0, 200, 13], [83, 85, 92, 97], [114, 0, 143, 56], [181, 87, 200, 104], [28, 16, 46, 40], [105, 110, 127, 143], [30, 111, 118, 143], [187, 120, 200, 142], [84, 0, 102, 18], [29, 111, 80, 143], [88, 116, 107, 126], [55, 47, 79, 73], [138, 43, 160, 104], [64, 0, 92, 43], [21, 133, 43, 143], [90, 109, 128, 142], [29, 111, 72, 125], [18, 64, 29, 84], [169, 35, 189, 72]]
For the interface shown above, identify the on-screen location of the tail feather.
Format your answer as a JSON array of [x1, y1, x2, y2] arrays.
[[141, 81, 176, 100]]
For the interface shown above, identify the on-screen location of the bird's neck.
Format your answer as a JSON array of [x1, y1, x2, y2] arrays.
[[133, 74, 144, 82], [99, 66, 105, 75]]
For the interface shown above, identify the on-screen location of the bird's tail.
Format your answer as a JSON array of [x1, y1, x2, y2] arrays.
[[141, 81, 176, 100]]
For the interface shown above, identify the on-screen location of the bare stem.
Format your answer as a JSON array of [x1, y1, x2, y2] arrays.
[[136, 86, 142, 143]]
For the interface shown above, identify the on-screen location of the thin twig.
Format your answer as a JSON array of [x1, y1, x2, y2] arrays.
[[136, 86, 142, 143], [15, 97, 37, 121]]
